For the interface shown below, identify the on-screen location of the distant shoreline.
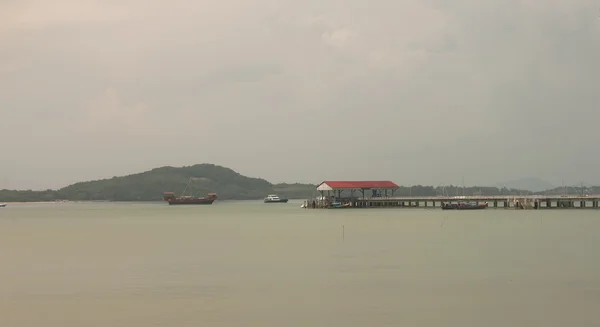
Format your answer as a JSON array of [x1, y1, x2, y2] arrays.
[[3, 202, 62, 205], [1, 163, 596, 203], [2, 199, 308, 204]]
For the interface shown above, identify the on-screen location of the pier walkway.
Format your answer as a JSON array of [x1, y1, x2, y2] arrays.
[[303, 195, 600, 209], [305, 181, 600, 209]]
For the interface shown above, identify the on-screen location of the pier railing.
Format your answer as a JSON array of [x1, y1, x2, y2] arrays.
[[302, 194, 600, 209]]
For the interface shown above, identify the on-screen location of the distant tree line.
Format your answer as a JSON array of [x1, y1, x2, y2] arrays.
[[393, 185, 533, 197], [1, 164, 598, 202]]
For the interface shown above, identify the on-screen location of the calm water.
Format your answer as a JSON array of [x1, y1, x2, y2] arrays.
[[1, 201, 600, 326]]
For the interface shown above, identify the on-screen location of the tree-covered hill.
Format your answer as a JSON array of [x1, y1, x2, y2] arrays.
[[1, 164, 597, 202], [0, 164, 318, 202]]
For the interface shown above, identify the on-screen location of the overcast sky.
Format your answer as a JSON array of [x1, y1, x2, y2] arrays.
[[1, 0, 599, 190]]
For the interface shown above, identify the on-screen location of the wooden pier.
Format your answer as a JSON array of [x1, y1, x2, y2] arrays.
[[303, 195, 600, 209], [304, 181, 600, 210]]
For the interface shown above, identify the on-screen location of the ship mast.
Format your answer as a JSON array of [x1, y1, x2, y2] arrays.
[[181, 177, 193, 196]]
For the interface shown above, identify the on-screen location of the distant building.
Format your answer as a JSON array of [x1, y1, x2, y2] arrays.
[[316, 180, 399, 198]]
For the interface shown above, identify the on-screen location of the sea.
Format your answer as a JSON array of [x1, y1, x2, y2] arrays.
[[1, 200, 599, 326]]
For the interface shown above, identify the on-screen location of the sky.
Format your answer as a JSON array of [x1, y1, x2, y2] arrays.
[[1, 0, 599, 190]]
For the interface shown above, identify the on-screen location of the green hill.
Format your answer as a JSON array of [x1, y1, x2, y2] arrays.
[[0, 164, 317, 202], [495, 177, 555, 192], [1, 164, 597, 202], [539, 185, 600, 196]]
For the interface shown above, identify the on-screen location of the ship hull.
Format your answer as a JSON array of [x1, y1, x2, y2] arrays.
[[441, 206, 486, 210], [441, 202, 487, 210], [329, 204, 351, 209], [167, 199, 215, 205], [264, 199, 289, 203]]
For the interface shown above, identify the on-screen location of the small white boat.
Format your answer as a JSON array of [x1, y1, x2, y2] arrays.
[[0, 203, 6, 208], [264, 194, 289, 203]]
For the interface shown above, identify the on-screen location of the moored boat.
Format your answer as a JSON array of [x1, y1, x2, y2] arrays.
[[163, 178, 217, 205], [441, 201, 488, 210], [0, 203, 6, 208], [163, 193, 217, 205], [264, 194, 289, 203], [329, 202, 351, 209]]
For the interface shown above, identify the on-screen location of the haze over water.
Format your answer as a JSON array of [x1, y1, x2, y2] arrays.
[[1, 202, 600, 326]]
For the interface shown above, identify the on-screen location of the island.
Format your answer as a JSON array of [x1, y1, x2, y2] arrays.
[[0, 163, 597, 202]]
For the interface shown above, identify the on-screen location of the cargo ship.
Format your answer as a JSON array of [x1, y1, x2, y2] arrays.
[[441, 201, 488, 210], [163, 177, 217, 205]]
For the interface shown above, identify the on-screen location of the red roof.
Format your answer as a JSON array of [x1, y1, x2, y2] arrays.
[[319, 181, 399, 189]]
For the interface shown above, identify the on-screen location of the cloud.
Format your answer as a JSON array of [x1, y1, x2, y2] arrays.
[[77, 88, 151, 136], [1, 0, 600, 189], [321, 27, 358, 49], [0, 0, 129, 29]]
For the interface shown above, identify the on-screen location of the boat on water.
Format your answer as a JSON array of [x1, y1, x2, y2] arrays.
[[441, 201, 488, 210], [329, 202, 351, 209], [264, 194, 289, 203], [163, 178, 217, 205], [163, 193, 217, 205], [0, 203, 6, 208]]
